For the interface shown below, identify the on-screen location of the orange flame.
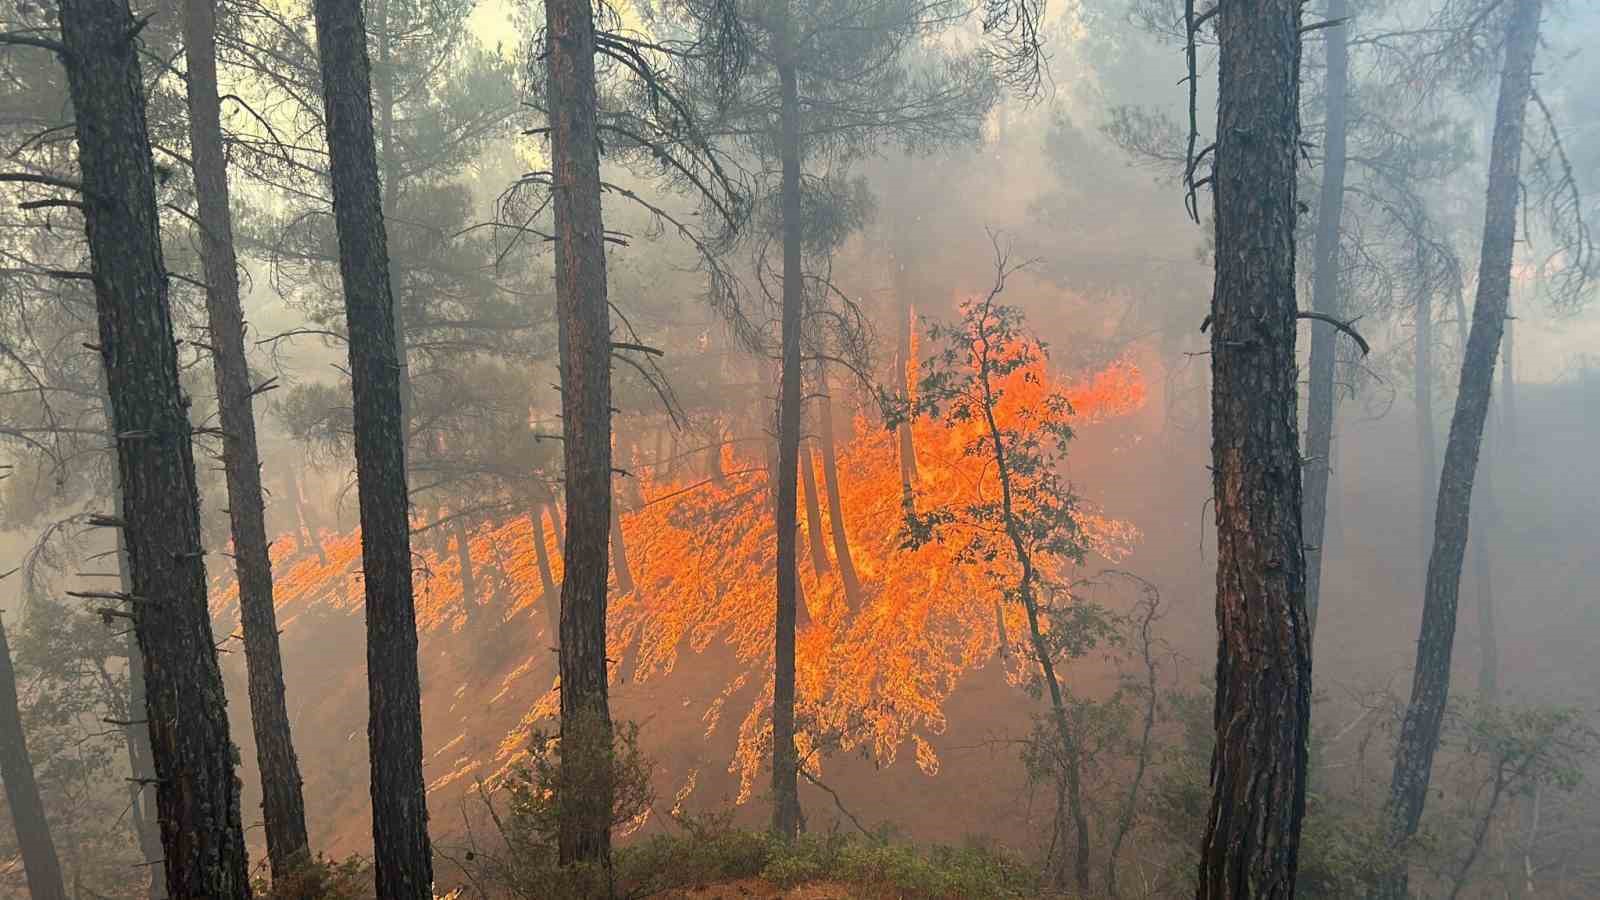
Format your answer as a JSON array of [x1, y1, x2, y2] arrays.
[[213, 352, 1146, 804]]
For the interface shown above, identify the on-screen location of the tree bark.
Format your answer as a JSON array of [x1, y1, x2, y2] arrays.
[[1197, 0, 1313, 894], [800, 443, 830, 576], [56, 0, 252, 890], [545, 0, 615, 866], [184, 0, 310, 877], [1375, 1, 1541, 894], [770, 13, 805, 841], [1302, 0, 1349, 638], [817, 380, 863, 606], [310, 0, 433, 891], [0, 612, 68, 900]]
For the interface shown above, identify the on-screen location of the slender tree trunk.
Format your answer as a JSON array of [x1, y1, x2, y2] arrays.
[[1302, 0, 1349, 637], [610, 486, 635, 595], [1416, 288, 1438, 564], [1198, 0, 1313, 893], [455, 519, 478, 609], [310, 0, 432, 890], [530, 505, 560, 644], [286, 466, 328, 565], [0, 612, 67, 900], [545, 0, 615, 866], [706, 427, 729, 487], [184, 0, 310, 876], [57, 0, 252, 890], [800, 444, 830, 576], [891, 257, 918, 507], [817, 380, 863, 606], [1499, 297, 1516, 448], [973, 320, 1088, 892], [770, 14, 805, 841], [1376, 2, 1541, 894], [1472, 394, 1501, 707]]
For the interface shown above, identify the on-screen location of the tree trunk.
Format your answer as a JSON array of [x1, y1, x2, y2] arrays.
[[706, 427, 729, 487], [310, 0, 433, 891], [1375, 2, 1541, 894], [57, 0, 253, 890], [610, 486, 635, 595], [817, 380, 864, 606], [0, 612, 67, 900], [1416, 288, 1438, 564], [184, 0, 310, 877], [891, 258, 918, 506], [455, 519, 478, 610], [1197, 0, 1313, 894], [770, 18, 805, 841], [971, 314, 1087, 892], [372, 0, 412, 431], [545, 0, 615, 866], [1302, 0, 1349, 637], [286, 465, 328, 565], [530, 505, 560, 644], [800, 444, 830, 576]]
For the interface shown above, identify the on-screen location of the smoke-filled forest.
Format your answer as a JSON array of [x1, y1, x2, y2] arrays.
[[1, 0, 1598, 896]]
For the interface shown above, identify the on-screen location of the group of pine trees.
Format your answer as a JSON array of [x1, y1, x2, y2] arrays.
[[0, 0, 1591, 895]]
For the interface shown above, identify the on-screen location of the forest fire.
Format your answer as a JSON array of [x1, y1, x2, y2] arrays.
[[209, 352, 1146, 813]]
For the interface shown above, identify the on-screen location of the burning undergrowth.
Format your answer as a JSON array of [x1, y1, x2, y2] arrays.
[[209, 349, 1146, 843]]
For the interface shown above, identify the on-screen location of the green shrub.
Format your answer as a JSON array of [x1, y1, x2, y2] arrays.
[[253, 854, 372, 900]]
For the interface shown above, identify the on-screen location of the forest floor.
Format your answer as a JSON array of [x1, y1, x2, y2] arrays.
[[647, 879, 875, 898]]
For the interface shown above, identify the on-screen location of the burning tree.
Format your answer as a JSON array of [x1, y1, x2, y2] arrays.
[[889, 239, 1116, 891]]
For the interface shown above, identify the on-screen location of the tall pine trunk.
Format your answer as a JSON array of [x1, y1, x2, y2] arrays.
[[544, 0, 615, 866], [1416, 288, 1438, 563], [310, 0, 432, 891], [1302, 0, 1349, 637], [183, 0, 310, 877], [817, 379, 863, 606], [1375, 1, 1541, 894], [57, 0, 252, 889], [770, 15, 805, 840], [1197, 0, 1312, 893], [0, 611, 67, 900]]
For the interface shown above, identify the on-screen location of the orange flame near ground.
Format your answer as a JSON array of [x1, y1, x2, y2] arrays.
[[212, 353, 1146, 807]]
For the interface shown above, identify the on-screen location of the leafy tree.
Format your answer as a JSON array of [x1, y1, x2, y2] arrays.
[[892, 243, 1115, 892]]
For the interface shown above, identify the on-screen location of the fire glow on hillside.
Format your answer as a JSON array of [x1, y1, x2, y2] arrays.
[[211, 351, 1146, 812]]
